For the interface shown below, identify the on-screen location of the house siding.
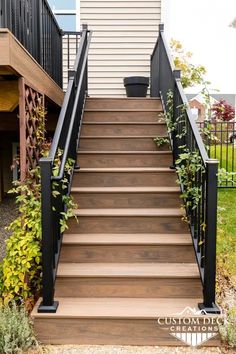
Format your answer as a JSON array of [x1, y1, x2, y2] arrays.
[[80, 0, 162, 96]]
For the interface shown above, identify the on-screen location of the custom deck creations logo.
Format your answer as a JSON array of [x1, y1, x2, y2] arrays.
[[157, 307, 223, 347]]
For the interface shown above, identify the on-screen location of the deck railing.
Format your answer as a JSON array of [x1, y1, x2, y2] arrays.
[[151, 24, 220, 313], [38, 26, 91, 313], [62, 31, 81, 91], [0, 0, 62, 86]]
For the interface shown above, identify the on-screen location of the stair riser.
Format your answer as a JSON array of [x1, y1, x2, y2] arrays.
[[85, 98, 162, 110], [77, 154, 172, 168], [68, 216, 188, 234], [72, 192, 180, 209], [55, 278, 202, 298], [73, 172, 177, 187], [83, 111, 164, 122], [60, 244, 195, 263], [81, 124, 167, 136], [34, 318, 220, 346], [79, 138, 169, 151]]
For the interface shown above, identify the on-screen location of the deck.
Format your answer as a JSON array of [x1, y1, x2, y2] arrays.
[[0, 29, 64, 111]]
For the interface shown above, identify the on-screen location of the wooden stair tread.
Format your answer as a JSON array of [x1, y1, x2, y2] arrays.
[[86, 97, 161, 100], [57, 263, 200, 278], [85, 109, 163, 112], [62, 233, 192, 245], [77, 151, 171, 155], [80, 135, 168, 139], [82, 122, 165, 125], [76, 167, 175, 173], [32, 297, 202, 319], [71, 187, 179, 193], [74, 208, 183, 217]]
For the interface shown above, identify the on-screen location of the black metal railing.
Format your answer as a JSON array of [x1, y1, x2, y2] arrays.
[[198, 121, 236, 187], [38, 26, 91, 313], [0, 0, 62, 86], [151, 24, 220, 313], [62, 31, 81, 91]]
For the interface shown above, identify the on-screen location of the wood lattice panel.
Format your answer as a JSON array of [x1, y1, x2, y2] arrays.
[[19, 78, 45, 180]]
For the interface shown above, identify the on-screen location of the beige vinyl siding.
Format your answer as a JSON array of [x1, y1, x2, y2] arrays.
[[80, 0, 162, 96]]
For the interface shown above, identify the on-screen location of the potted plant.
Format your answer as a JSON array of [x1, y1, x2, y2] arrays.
[[124, 76, 149, 97]]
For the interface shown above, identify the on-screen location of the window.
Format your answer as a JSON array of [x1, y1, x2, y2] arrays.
[[47, 0, 79, 31], [191, 107, 199, 120]]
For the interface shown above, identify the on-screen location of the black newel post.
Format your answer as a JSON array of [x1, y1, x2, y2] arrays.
[[38, 157, 59, 313], [198, 159, 220, 314]]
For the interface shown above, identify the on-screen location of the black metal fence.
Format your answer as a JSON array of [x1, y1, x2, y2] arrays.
[[151, 24, 220, 314], [198, 121, 236, 187], [0, 0, 63, 86], [38, 27, 91, 313]]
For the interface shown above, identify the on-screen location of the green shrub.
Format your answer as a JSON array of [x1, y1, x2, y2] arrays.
[[0, 302, 38, 353], [220, 306, 236, 347], [0, 105, 77, 305]]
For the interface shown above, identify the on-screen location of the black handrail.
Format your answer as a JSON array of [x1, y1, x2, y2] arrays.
[[38, 26, 92, 313], [0, 0, 63, 86], [151, 24, 220, 314]]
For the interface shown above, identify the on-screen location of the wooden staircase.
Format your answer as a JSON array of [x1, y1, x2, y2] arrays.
[[32, 98, 219, 346]]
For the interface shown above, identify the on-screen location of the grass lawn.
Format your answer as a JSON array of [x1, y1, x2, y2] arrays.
[[210, 144, 236, 172], [217, 189, 236, 282]]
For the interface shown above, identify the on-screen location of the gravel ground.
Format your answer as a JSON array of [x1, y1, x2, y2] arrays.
[[0, 197, 19, 261], [42, 346, 234, 354]]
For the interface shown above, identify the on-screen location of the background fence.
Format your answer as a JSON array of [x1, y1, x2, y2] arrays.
[[198, 121, 236, 187]]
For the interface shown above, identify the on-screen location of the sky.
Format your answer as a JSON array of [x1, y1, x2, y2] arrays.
[[161, 0, 236, 94]]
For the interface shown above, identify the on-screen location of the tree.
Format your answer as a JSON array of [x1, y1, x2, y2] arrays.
[[170, 39, 207, 89], [211, 100, 235, 121]]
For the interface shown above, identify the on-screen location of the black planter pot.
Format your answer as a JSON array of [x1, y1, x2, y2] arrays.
[[124, 76, 149, 97]]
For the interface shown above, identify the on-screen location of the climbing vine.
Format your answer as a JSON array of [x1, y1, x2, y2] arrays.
[[154, 137, 169, 147], [175, 150, 204, 210], [164, 89, 204, 216], [0, 106, 77, 308]]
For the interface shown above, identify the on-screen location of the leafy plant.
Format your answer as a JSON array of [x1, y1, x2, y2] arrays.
[[0, 106, 78, 305], [218, 168, 236, 186], [154, 137, 169, 147], [211, 100, 235, 122], [163, 90, 205, 213], [220, 306, 236, 347], [170, 39, 207, 89], [0, 302, 38, 353], [175, 150, 204, 210]]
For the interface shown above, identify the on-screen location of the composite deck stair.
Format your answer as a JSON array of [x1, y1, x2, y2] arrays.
[[32, 98, 219, 345]]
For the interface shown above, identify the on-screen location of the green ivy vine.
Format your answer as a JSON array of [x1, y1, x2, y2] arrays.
[[164, 89, 204, 216], [0, 106, 77, 308]]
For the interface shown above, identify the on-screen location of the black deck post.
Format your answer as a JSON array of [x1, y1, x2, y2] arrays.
[[198, 159, 220, 314], [38, 157, 59, 313]]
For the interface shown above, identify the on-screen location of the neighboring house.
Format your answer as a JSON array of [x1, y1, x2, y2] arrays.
[[187, 93, 236, 122]]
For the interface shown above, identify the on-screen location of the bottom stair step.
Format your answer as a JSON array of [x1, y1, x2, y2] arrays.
[[32, 297, 221, 346]]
